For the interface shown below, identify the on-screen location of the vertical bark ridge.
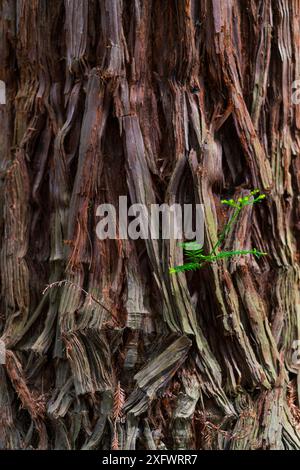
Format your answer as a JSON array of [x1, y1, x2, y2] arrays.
[[0, 0, 299, 450]]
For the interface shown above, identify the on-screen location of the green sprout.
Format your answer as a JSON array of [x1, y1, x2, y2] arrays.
[[169, 189, 267, 274]]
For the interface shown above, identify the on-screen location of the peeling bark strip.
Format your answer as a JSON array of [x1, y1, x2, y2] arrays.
[[0, 0, 300, 450]]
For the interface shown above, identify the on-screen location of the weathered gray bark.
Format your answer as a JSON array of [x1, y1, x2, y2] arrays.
[[0, 0, 300, 450]]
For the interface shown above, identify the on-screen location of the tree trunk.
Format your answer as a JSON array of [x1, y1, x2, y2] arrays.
[[0, 0, 300, 450]]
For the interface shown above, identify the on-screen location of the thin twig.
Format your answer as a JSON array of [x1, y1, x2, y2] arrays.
[[42, 280, 119, 322]]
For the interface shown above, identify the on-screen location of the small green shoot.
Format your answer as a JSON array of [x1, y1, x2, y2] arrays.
[[169, 189, 267, 274]]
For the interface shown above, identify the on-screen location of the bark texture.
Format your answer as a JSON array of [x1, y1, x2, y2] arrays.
[[0, 0, 300, 450]]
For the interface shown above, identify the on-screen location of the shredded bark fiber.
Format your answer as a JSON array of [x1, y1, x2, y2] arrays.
[[0, 0, 300, 450]]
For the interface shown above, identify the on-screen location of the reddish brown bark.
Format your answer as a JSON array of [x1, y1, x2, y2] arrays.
[[0, 0, 300, 450]]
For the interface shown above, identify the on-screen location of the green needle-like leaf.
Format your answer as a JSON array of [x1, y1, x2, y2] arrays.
[[169, 190, 268, 274]]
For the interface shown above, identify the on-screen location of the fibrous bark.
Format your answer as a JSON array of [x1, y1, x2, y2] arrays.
[[0, 0, 300, 450]]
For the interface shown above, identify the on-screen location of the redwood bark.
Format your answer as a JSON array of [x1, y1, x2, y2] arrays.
[[0, 0, 300, 450]]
